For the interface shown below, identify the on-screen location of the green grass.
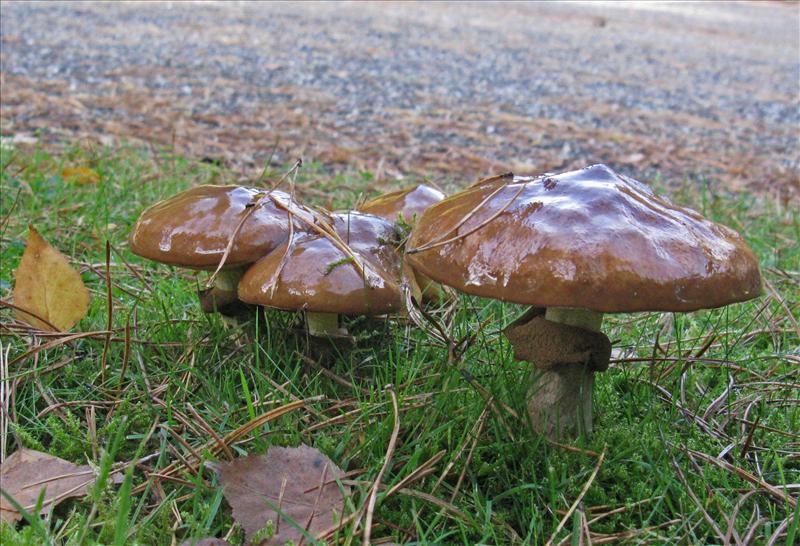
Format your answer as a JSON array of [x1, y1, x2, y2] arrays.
[[0, 141, 797, 545]]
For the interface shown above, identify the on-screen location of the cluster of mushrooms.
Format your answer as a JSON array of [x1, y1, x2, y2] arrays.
[[130, 164, 763, 439]]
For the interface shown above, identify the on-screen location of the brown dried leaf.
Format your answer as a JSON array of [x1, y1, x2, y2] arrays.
[[218, 445, 350, 546], [13, 225, 90, 331], [0, 449, 94, 523], [60, 166, 101, 185]]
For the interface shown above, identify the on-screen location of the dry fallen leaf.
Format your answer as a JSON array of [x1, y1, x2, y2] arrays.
[[0, 449, 95, 523], [60, 166, 101, 185], [216, 445, 350, 546], [13, 225, 90, 331]]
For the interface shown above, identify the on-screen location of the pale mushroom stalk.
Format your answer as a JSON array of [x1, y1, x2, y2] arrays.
[[305, 312, 340, 337], [198, 266, 248, 313], [415, 271, 447, 302], [214, 267, 246, 292], [527, 307, 604, 438]]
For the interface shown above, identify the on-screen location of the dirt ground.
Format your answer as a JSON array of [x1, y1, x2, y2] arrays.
[[1, 1, 798, 198]]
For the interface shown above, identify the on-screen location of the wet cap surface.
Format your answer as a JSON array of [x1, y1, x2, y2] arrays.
[[129, 185, 300, 269], [238, 211, 402, 314], [358, 184, 446, 223], [407, 164, 762, 312]]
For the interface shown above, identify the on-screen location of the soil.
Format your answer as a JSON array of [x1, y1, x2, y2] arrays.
[[1, 1, 798, 198]]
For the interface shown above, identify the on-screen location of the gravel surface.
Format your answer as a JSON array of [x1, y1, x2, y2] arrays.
[[1, 1, 798, 197]]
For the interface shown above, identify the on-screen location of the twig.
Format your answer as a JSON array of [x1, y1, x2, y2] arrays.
[[299, 462, 329, 546], [206, 159, 302, 288], [667, 442, 728, 541], [276, 476, 287, 535], [545, 445, 607, 546], [407, 182, 526, 254], [764, 279, 800, 339], [0, 299, 61, 332], [362, 385, 400, 546], [433, 404, 489, 493], [8, 330, 110, 368], [544, 439, 601, 459], [740, 413, 761, 459], [449, 401, 490, 503], [0, 341, 12, 460], [186, 403, 234, 460], [296, 352, 370, 395], [133, 398, 315, 495], [384, 451, 445, 499], [100, 241, 113, 382], [687, 448, 797, 508], [765, 516, 790, 546], [268, 196, 383, 289]]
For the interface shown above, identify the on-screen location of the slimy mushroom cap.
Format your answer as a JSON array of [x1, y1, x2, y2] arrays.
[[129, 185, 301, 270], [407, 164, 762, 313], [358, 184, 446, 223], [238, 212, 402, 315]]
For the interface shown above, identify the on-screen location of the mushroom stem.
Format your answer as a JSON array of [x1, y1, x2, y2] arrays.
[[544, 307, 604, 332], [199, 266, 247, 314], [528, 308, 604, 439], [214, 267, 246, 292], [305, 312, 340, 337], [415, 271, 447, 303]]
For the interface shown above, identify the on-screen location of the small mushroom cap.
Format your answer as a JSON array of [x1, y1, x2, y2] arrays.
[[238, 212, 402, 315], [129, 185, 300, 269], [358, 184, 446, 223], [407, 164, 762, 313], [358, 184, 448, 303]]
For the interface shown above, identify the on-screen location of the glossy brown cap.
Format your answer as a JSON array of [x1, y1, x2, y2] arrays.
[[129, 185, 304, 270], [407, 164, 762, 313], [238, 212, 402, 315], [358, 184, 446, 223]]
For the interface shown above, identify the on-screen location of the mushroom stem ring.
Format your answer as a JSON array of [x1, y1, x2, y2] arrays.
[[504, 307, 610, 438]]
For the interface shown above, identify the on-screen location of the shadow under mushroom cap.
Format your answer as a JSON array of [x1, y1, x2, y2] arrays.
[[407, 164, 762, 313]]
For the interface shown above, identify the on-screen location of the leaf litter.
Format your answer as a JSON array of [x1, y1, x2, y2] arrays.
[[60, 166, 101, 185], [209, 444, 350, 546], [0, 448, 116, 523]]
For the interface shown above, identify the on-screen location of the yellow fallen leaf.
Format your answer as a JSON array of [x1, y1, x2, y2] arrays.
[[61, 166, 100, 185], [13, 226, 90, 331]]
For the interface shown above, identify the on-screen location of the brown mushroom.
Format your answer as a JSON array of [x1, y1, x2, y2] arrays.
[[357, 184, 447, 302], [238, 211, 402, 337], [358, 184, 446, 223], [407, 164, 762, 438], [129, 185, 308, 314]]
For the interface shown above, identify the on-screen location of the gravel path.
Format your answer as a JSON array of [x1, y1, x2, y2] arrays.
[[1, 1, 798, 197]]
